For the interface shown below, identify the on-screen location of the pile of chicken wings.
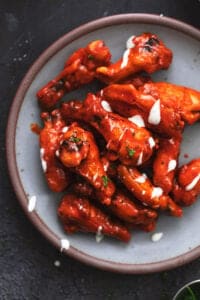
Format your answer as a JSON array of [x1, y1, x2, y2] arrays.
[[36, 33, 200, 243]]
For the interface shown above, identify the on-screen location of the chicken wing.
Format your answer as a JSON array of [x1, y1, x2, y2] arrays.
[[153, 137, 181, 194], [72, 181, 158, 226], [61, 93, 156, 166], [37, 40, 111, 109], [172, 159, 200, 206], [39, 110, 70, 192], [140, 82, 200, 125], [110, 190, 158, 226], [58, 194, 131, 242], [102, 83, 184, 138], [118, 165, 182, 217], [96, 33, 172, 84], [57, 123, 115, 205]]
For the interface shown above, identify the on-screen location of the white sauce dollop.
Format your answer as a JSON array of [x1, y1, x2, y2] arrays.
[[169, 138, 175, 145], [126, 35, 136, 49], [128, 115, 145, 127], [137, 152, 143, 166], [185, 174, 200, 191], [121, 49, 130, 68], [60, 239, 70, 252], [148, 137, 156, 149], [148, 100, 161, 125], [167, 160, 177, 172], [54, 260, 61, 267], [101, 100, 112, 112], [62, 126, 69, 133], [96, 226, 104, 243], [40, 148, 47, 173], [28, 195, 37, 212], [151, 232, 163, 242], [92, 173, 98, 182], [151, 187, 163, 198], [135, 174, 147, 183]]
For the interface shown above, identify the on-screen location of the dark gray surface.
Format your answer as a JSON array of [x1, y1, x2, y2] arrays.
[[1, 1, 200, 299]]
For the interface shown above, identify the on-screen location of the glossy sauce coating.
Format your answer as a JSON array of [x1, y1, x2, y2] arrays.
[[58, 194, 131, 242], [96, 33, 172, 84], [36, 33, 200, 243]]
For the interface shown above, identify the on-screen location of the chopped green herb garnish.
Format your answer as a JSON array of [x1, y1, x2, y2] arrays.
[[102, 175, 109, 187], [126, 146, 135, 158], [69, 136, 81, 143]]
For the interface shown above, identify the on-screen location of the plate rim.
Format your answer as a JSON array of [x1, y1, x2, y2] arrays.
[[6, 13, 200, 274]]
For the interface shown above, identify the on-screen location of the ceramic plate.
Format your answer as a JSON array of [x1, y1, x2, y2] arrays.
[[6, 14, 200, 273]]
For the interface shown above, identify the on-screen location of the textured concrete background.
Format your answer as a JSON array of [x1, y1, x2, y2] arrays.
[[1, 1, 200, 299]]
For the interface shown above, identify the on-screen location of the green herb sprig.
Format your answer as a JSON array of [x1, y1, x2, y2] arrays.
[[69, 136, 81, 143], [126, 146, 135, 158], [102, 175, 109, 187]]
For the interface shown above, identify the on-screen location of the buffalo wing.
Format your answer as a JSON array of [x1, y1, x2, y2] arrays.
[[37, 40, 111, 109], [102, 83, 184, 138], [61, 93, 155, 166], [101, 81, 200, 136], [96, 33, 172, 84], [39, 110, 69, 192], [58, 123, 115, 205], [58, 194, 131, 242], [118, 165, 182, 217], [72, 181, 158, 227], [153, 137, 181, 194], [172, 159, 200, 206]]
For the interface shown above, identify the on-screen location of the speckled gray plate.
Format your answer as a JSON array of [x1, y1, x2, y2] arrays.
[[6, 14, 200, 273]]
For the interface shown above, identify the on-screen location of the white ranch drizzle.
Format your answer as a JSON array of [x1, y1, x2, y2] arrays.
[[28, 195, 37, 212], [128, 115, 145, 127], [79, 204, 83, 210], [169, 138, 175, 145], [126, 35, 136, 49], [105, 115, 115, 132], [148, 137, 156, 149], [62, 126, 69, 133], [151, 232, 163, 242], [96, 226, 104, 243], [103, 163, 108, 172], [40, 148, 47, 172], [135, 174, 147, 183], [106, 139, 112, 149], [55, 150, 60, 157], [121, 49, 130, 68], [167, 160, 177, 172], [54, 260, 61, 267], [60, 239, 70, 252], [137, 152, 143, 166], [101, 100, 112, 112], [118, 128, 127, 142], [148, 99, 161, 125], [185, 174, 200, 191], [92, 172, 99, 182], [151, 187, 163, 199], [79, 65, 86, 71]]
